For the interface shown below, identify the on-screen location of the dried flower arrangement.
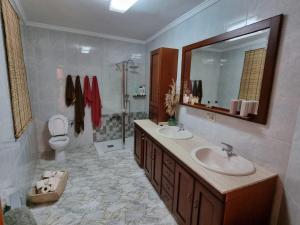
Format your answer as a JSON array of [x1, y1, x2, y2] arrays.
[[165, 79, 180, 117]]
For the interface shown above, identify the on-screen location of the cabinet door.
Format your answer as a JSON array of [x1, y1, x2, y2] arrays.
[[151, 142, 163, 194], [192, 181, 223, 225], [150, 51, 160, 106], [134, 127, 144, 167], [173, 164, 194, 225], [149, 103, 158, 124], [144, 136, 152, 180]]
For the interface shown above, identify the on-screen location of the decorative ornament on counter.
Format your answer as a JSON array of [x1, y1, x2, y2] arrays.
[[165, 79, 179, 126]]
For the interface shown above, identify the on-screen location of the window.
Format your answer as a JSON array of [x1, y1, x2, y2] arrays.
[[1, 0, 32, 138], [239, 48, 266, 101]]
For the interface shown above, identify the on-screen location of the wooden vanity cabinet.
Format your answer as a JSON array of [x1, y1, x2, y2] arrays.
[[192, 181, 224, 225], [151, 143, 163, 193], [134, 126, 144, 167], [143, 135, 152, 180], [149, 47, 178, 124], [134, 124, 276, 225], [173, 164, 195, 225], [143, 134, 163, 194]]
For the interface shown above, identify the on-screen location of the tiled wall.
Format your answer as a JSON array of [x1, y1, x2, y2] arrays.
[[281, 105, 300, 224], [94, 112, 148, 142], [22, 26, 147, 155], [146, 0, 300, 224], [0, 123, 38, 205], [0, 19, 38, 206]]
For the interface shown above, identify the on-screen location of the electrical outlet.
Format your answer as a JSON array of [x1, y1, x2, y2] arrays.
[[206, 112, 216, 121]]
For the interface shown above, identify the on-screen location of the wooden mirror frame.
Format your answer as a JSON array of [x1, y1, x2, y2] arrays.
[[180, 15, 283, 124]]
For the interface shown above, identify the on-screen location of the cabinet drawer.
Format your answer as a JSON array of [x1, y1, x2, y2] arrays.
[[161, 188, 173, 211], [163, 153, 175, 172], [163, 165, 175, 184], [162, 177, 174, 197]]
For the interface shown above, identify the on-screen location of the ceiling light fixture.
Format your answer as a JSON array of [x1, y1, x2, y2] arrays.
[[81, 46, 91, 54], [109, 0, 138, 13]]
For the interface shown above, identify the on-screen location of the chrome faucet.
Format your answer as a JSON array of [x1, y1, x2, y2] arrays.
[[221, 143, 235, 157], [178, 123, 185, 131]]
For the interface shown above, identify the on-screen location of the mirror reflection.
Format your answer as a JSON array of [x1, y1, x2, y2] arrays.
[[183, 28, 270, 116]]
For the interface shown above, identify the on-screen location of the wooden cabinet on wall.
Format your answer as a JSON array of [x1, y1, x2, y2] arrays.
[[134, 124, 277, 225], [149, 47, 178, 124]]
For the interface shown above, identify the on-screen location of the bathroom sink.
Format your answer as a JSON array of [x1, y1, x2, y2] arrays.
[[157, 126, 193, 140], [191, 147, 255, 176]]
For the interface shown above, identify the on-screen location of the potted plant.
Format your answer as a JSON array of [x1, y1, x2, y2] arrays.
[[165, 79, 179, 126]]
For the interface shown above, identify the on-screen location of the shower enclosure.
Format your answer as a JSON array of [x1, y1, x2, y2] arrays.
[[93, 57, 147, 151], [115, 60, 139, 146]]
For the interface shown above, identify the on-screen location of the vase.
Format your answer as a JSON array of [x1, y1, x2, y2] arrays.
[[168, 116, 177, 126]]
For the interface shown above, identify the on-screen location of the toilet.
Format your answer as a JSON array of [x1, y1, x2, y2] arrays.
[[48, 114, 70, 161]]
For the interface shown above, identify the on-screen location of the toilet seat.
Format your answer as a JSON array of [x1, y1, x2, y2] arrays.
[[48, 114, 68, 136], [48, 114, 69, 154]]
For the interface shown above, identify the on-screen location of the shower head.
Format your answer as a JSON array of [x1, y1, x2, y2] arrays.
[[114, 59, 139, 72], [127, 60, 139, 70]]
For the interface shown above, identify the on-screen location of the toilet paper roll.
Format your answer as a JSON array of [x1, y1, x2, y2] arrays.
[[41, 185, 51, 194], [48, 177, 59, 185], [36, 180, 45, 190], [43, 178, 49, 185], [230, 100, 239, 115], [48, 177, 60, 192], [240, 100, 250, 117], [250, 100, 259, 115]]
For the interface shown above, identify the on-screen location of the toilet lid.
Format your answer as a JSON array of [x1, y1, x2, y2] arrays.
[[48, 114, 68, 136]]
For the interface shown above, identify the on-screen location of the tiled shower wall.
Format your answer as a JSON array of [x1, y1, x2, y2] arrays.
[[94, 112, 148, 142]]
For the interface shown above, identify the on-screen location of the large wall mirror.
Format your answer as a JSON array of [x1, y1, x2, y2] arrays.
[[180, 15, 283, 124]]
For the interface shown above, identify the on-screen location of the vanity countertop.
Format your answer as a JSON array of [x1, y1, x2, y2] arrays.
[[134, 119, 277, 194]]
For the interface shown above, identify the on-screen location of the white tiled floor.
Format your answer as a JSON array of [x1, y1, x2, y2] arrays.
[[30, 138, 177, 225]]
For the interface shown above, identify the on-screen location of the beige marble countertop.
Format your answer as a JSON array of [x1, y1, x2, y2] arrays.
[[134, 119, 277, 195]]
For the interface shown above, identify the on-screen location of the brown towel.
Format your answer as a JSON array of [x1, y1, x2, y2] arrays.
[[75, 76, 85, 134], [65, 75, 75, 106], [197, 80, 203, 103]]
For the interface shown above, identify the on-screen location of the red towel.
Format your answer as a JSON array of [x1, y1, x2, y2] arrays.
[[83, 76, 92, 107], [91, 76, 102, 128]]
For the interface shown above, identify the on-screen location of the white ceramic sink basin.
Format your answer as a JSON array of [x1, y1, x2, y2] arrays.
[[191, 146, 255, 176], [157, 126, 193, 140]]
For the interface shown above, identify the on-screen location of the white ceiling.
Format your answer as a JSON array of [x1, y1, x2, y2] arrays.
[[18, 0, 205, 42]]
